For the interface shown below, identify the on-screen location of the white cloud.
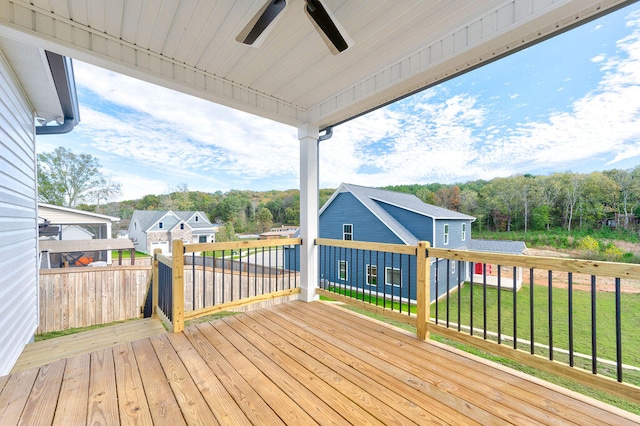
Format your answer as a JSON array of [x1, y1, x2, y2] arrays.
[[57, 6, 640, 198], [73, 62, 299, 185]]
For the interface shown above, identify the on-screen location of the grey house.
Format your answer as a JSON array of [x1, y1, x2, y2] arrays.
[[128, 210, 218, 254]]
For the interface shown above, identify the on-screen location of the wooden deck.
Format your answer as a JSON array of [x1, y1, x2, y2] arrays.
[[1, 301, 638, 425]]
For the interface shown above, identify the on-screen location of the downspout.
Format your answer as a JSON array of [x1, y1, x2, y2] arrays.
[[317, 126, 333, 215], [36, 52, 80, 135]]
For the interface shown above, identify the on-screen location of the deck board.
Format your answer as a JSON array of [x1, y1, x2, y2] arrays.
[[17, 359, 65, 425], [296, 302, 570, 425], [12, 318, 166, 373], [1, 300, 639, 425]]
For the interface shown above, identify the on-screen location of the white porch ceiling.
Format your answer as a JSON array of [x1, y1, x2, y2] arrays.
[[0, 0, 634, 129]]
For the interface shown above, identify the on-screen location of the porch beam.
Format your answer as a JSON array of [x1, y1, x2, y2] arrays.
[[298, 123, 319, 302]]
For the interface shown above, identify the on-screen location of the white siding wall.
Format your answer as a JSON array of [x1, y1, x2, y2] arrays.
[[0, 49, 38, 375]]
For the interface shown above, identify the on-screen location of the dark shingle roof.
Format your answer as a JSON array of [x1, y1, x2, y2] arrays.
[[466, 239, 526, 255]]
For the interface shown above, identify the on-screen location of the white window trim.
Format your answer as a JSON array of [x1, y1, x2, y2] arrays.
[[451, 260, 456, 274], [461, 223, 466, 241], [443, 224, 449, 246], [385, 267, 401, 287], [338, 260, 349, 281], [366, 264, 378, 286], [343, 224, 353, 240]]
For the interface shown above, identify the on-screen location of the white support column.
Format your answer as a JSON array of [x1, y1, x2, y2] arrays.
[[299, 123, 319, 302]]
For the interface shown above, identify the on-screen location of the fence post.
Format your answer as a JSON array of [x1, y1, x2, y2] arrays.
[[172, 239, 185, 332], [152, 249, 161, 319], [416, 241, 431, 340]]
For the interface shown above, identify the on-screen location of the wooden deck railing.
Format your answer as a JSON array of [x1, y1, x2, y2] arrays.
[[151, 238, 302, 332], [315, 238, 640, 405]]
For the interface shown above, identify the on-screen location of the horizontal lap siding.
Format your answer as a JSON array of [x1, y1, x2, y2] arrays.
[[0, 49, 38, 375], [320, 193, 403, 243]]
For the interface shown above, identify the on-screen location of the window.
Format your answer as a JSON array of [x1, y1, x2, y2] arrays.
[[199, 236, 207, 243], [451, 261, 456, 274], [443, 224, 449, 245], [366, 265, 378, 286], [338, 261, 348, 281], [180, 223, 185, 230], [461, 223, 466, 241], [195, 215, 199, 222], [385, 267, 401, 287], [158, 222, 163, 229], [343, 224, 353, 240]]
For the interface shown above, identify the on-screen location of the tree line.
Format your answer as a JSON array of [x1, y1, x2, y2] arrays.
[[38, 147, 640, 239], [384, 168, 640, 234]]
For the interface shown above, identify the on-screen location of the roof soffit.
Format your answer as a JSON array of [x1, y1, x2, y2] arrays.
[[0, 0, 633, 128]]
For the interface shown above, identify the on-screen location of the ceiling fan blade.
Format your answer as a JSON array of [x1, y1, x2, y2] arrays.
[[237, 0, 287, 45], [305, 0, 348, 54]]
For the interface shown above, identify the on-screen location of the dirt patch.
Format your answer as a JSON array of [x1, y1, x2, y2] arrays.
[[487, 246, 640, 294], [522, 246, 640, 294]]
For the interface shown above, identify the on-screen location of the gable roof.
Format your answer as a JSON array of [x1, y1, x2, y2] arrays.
[[38, 203, 120, 224], [133, 210, 214, 232], [321, 183, 475, 245]]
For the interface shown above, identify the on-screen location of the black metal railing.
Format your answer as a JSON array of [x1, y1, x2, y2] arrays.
[[182, 239, 301, 318], [157, 259, 173, 323], [317, 240, 418, 316], [430, 251, 639, 387]]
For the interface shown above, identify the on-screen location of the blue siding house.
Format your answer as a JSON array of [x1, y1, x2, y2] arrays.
[[287, 183, 475, 303]]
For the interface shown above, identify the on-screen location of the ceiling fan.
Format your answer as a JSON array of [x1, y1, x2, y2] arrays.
[[236, 0, 349, 55]]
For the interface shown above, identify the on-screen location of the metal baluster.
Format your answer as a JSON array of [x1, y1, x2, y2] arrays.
[[591, 275, 597, 374], [512, 266, 517, 350], [470, 262, 475, 336], [568, 272, 574, 367], [530, 268, 534, 354], [497, 265, 502, 344], [548, 270, 553, 361], [615, 277, 622, 382], [446, 258, 450, 328], [483, 263, 487, 340]]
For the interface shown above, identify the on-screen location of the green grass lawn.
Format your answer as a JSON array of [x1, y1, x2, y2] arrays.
[[110, 250, 150, 258], [435, 284, 640, 383]]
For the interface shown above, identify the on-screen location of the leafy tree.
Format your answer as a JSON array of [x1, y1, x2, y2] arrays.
[[416, 188, 435, 204], [89, 177, 122, 213], [37, 147, 119, 207], [434, 185, 461, 211], [256, 207, 273, 232]]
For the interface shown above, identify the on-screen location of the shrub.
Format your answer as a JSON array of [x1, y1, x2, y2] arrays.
[[577, 235, 599, 251], [603, 242, 623, 260]]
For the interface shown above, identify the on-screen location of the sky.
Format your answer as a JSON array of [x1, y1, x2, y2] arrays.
[[38, 3, 640, 202]]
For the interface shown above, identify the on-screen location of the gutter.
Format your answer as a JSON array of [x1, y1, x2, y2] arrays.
[[318, 126, 333, 142], [36, 52, 80, 135]]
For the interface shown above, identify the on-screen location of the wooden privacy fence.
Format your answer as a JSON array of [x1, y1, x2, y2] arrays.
[[38, 266, 151, 334]]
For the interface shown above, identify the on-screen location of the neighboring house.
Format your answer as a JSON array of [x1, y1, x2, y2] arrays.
[[38, 203, 121, 265], [287, 183, 476, 302], [467, 239, 527, 291], [0, 42, 79, 374], [128, 210, 218, 254]]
